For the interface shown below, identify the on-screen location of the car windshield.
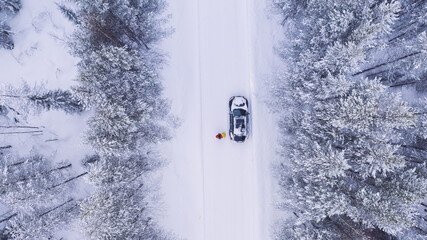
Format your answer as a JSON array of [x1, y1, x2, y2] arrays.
[[233, 109, 246, 116], [234, 135, 246, 142]]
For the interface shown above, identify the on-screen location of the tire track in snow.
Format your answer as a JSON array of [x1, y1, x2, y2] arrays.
[[244, 0, 257, 238], [196, 0, 207, 238]]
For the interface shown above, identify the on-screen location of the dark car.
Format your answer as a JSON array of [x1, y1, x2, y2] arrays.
[[229, 96, 249, 142]]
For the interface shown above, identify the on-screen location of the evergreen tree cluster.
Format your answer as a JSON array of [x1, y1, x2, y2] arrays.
[[0, 151, 81, 239], [272, 0, 427, 239], [0, 82, 84, 117], [0, 87, 86, 239], [68, 0, 173, 239], [0, 0, 173, 239]]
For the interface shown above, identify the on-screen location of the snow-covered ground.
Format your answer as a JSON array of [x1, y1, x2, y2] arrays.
[[0, 0, 77, 90], [160, 0, 284, 239], [0, 0, 85, 158], [0, 0, 91, 171]]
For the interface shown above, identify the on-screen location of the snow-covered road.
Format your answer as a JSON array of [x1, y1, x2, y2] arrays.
[[161, 0, 282, 239], [197, 0, 256, 238]]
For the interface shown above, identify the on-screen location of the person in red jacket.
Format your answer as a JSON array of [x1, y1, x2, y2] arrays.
[[216, 132, 226, 139]]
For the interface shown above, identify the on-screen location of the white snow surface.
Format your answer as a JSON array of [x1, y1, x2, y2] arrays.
[[160, 0, 284, 239], [0, 0, 78, 90]]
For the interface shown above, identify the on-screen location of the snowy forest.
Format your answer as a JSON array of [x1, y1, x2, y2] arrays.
[[1, 0, 173, 239], [0, 0, 426, 239], [272, 0, 427, 239]]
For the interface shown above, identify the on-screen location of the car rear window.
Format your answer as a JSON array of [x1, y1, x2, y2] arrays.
[[236, 119, 244, 128]]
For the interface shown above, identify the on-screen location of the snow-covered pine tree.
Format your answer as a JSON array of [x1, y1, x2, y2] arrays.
[[354, 0, 426, 89], [274, 0, 309, 23], [273, 0, 426, 238], [7, 198, 78, 240], [80, 150, 171, 239], [0, 153, 73, 211], [391, 100, 427, 238], [353, 167, 426, 235], [67, 0, 173, 238], [0, 152, 82, 239], [56, 3, 80, 25], [0, 83, 84, 116], [325, 89, 425, 233], [274, 215, 375, 240], [74, 45, 170, 154], [415, 98, 427, 139], [27, 89, 84, 113], [317, 79, 415, 175], [70, 0, 169, 54]]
